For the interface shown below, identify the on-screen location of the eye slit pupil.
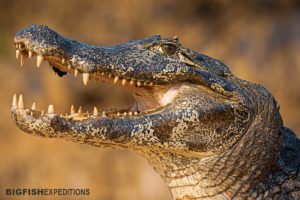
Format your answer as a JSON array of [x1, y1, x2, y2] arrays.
[[161, 44, 176, 55]]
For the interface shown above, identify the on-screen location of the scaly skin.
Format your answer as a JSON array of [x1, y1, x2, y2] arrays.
[[11, 24, 299, 199]]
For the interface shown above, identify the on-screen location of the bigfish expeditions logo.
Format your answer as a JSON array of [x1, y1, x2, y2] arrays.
[[6, 188, 90, 196]]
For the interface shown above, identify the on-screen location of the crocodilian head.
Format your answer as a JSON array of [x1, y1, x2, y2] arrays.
[[11, 24, 261, 156]]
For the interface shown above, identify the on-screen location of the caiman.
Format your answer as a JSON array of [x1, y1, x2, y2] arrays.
[[11, 24, 300, 200]]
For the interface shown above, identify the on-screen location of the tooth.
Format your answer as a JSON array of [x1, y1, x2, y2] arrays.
[[134, 112, 138, 116], [149, 82, 153, 86], [108, 74, 112, 78], [102, 111, 106, 115], [15, 44, 18, 48], [68, 64, 71, 70], [41, 110, 44, 116], [12, 94, 17, 107], [36, 55, 44, 67], [18, 94, 24, 108], [16, 49, 20, 59], [74, 69, 79, 77], [101, 72, 104, 76], [93, 107, 98, 116], [20, 54, 27, 66], [18, 44, 21, 49], [61, 58, 65, 64], [137, 81, 142, 87], [83, 73, 89, 85], [129, 111, 133, 116], [143, 82, 147, 86], [48, 104, 54, 114], [30, 112, 33, 116], [117, 112, 120, 116], [28, 50, 33, 58], [70, 105, 75, 114], [31, 102, 36, 110], [122, 79, 126, 86], [113, 76, 119, 84], [78, 106, 82, 113], [124, 112, 127, 116], [130, 80, 135, 85]]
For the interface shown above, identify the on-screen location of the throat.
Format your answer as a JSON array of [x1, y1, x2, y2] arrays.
[[140, 142, 279, 200]]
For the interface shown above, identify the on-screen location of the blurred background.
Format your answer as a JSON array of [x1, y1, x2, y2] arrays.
[[0, 0, 299, 199]]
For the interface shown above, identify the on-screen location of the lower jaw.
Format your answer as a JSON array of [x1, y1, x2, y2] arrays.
[[11, 93, 171, 122]]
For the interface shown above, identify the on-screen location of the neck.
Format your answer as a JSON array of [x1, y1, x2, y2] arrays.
[[138, 89, 282, 199]]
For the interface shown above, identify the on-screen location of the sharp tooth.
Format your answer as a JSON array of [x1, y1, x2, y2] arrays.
[[41, 110, 44, 116], [28, 50, 33, 58], [122, 79, 126, 86], [149, 82, 153, 86], [78, 106, 82, 113], [20, 54, 27, 66], [12, 94, 17, 107], [61, 58, 65, 64], [48, 104, 54, 114], [143, 82, 147, 86], [83, 73, 89, 85], [18, 44, 21, 49], [30, 112, 33, 116], [93, 107, 98, 116], [108, 74, 112, 78], [134, 111, 138, 116], [74, 69, 79, 77], [68, 64, 71, 70], [129, 111, 133, 116], [101, 72, 104, 76], [16, 49, 20, 59], [36, 55, 44, 67], [117, 112, 120, 116], [102, 111, 106, 115], [137, 81, 142, 87], [18, 94, 24, 108], [124, 112, 127, 116], [130, 80, 135, 85], [15, 44, 18, 48], [31, 102, 36, 110], [113, 76, 119, 84], [70, 105, 75, 114]]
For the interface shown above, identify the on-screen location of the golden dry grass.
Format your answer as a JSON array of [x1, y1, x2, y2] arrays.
[[0, 0, 299, 199]]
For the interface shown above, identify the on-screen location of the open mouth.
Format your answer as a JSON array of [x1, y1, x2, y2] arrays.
[[12, 41, 180, 121]]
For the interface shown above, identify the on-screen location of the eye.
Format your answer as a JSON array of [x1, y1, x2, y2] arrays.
[[160, 44, 177, 55]]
